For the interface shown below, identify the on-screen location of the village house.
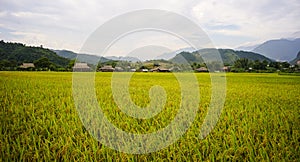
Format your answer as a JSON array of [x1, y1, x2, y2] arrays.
[[222, 66, 231, 72], [141, 69, 148, 72], [19, 63, 35, 69], [99, 65, 114, 72], [195, 67, 208, 72], [150, 67, 170, 72], [18, 63, 35, 71], [72, 63, 91, 72]]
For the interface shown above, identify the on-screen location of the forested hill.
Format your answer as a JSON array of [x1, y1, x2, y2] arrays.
[[53, 50, 111, 65], [170, 48, 273, 64], [0, 40, 70, 67], [290, 51, 300, 65]]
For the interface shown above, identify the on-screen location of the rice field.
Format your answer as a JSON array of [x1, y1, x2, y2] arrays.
[[0, 71, 299, 161]]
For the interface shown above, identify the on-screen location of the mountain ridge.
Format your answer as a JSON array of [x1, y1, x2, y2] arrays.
[[0, 40, 291, 68], [252, 38, 300, 61], [290, 51, 300, 65], [170, 48, 272, 65], [53, 49, 111, 65]]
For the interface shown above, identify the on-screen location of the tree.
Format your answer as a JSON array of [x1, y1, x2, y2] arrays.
[[67, 59, 76, 71], [200, 63, 207, 68], [97, 60, 118, 69], [262, 60, 269, 67], [139, 65, 148, 70], [0, 59, 17, 70], [111, 61, 117, 68], [49, 63, 57, 71], [191, 62, 197, 70], [153, 63, 160, 67], [234, 58, 250, 70], [0, 60, 12, 67], [34, 57, 52, 69], [269, 62, 280, 69], [281, 62, 290, 69], [0, 60, 10, 70], [253, 60, 266, 70]]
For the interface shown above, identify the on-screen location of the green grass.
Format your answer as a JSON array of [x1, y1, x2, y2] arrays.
[[0, 72, 299, 161]]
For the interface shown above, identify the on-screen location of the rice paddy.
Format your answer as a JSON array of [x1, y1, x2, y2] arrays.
[[0, 72, 299, 161]]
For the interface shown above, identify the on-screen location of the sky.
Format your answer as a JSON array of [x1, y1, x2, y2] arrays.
[[0, 0, 299, 56]]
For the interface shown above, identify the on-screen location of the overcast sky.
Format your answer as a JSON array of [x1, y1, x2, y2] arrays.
[[0, 0, 299, 55]]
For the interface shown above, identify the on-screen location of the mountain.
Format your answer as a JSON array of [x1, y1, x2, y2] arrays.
[[252, 38, 300, 61], [53, 50, 110, 65], [0, 40, 70, 67], [53, 49, 77, 59], [170, 48, 272, 65], [105, 56, 140, 62], [290, 51, 300, 65], [155, 47, 196, 60], [236, 44, 259, 51]]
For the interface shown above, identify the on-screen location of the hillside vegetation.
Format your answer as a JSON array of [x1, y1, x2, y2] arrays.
[[171, 48, 272, 65], [0, 40, 70, 67]]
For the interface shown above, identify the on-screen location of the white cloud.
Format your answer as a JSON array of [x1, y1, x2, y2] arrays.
[[0, 0, 299, 53], [191, 0, 300, 47], [0, 11, 8, 17]]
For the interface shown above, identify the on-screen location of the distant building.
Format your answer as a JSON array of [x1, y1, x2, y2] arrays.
[[222, 66, 231, 72], [297, 60, 300, 65], [195, 67, 208, 72], [99, 65, 114, 72], [141, 69, 148, 72], [73, 63, 91, 72], [20, 63, 35, 69], [150, 67, 170, 72], [114, 66, 124, 72]]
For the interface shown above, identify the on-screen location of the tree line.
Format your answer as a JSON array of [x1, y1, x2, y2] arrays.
[[0, 40, 73, 71], [0, 57, 76, 71], [189, 58, 299, 73], [231, 58, 298, 73]]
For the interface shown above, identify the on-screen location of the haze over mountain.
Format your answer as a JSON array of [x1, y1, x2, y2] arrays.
[[155, 47, 196, 60], [105, 56, 140, 62], [290, 51, 300, 65], [54, 49, 143, 64], [252, 38, 300, 61], [52, 37, 300, 65], [236, 44, 260, 51], [53, 50, 110, 65]]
